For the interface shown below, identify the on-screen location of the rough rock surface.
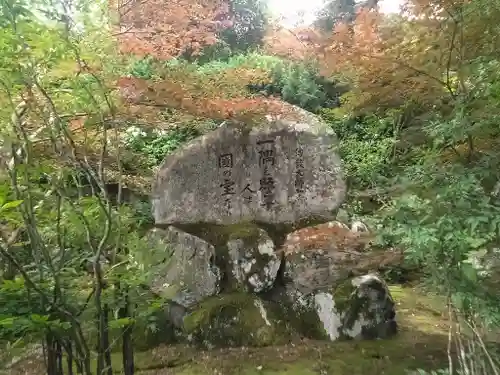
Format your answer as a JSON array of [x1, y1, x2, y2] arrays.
[[226, 227, 281, 293], [276, 222, 400, 341], [145, 105, 402, 348], [281, 221, 403, 289], [269, 274, 397, 342], [182, 293, 291, 348], [152, 112, 345, 226], [282, 221, 371, 295], [146, 227, 221, 308], [339, 274, 397, 339], [351, 220, 369, 233]]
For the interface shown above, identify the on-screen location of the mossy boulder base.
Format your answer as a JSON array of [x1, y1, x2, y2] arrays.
[[180, 274, 396, 348], [182, 294, 292, 348], [280, 223, 398, 340]]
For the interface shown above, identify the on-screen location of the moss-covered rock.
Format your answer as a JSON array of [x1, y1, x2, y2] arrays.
[[182, 293, 292, 348], [265, 285, 331, 341], [339, 274, 397, 340], [273, 274, 397, 342], [145, 227, 222, 308], [5, 285, 451, 375]]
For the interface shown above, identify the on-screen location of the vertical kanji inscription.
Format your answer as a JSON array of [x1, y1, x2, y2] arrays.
[[241, 183, 256, 203], [295, 147, 305, 194], [256, 139, 276, 209], [218, 153, 235, 211]]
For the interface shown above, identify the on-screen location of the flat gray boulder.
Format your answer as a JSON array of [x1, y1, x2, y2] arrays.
[[152, 108, 346, 226], [281, 222, 403, 294]]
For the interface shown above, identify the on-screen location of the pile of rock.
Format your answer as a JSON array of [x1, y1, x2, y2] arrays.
[[145, 107, 400, 348]]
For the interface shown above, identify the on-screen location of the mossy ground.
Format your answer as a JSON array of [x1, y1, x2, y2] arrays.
[[183, 293, 292, 347], [134, 285, 449, 375], [4, 285, 451, 375]]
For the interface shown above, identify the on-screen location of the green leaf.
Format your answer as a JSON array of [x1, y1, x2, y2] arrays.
[[0, 317, 16, 327], [29, 314, 49, 323], [1, 200, 23, 210], [109, 317, 134, 329]]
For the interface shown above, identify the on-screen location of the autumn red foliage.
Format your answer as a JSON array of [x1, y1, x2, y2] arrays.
[[111, 0, 232, 59], [110, 0, 296, 121], [262, 24, 322, 61], [109, 0, 498, 120], [115, 76, 291, 122], [312, 0, 500, 113], [110, 0, 442, 120]]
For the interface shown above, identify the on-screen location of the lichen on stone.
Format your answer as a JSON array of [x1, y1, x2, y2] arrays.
[[338, 274, 397, 340], [331, 279, 357, 317], [226, 227, 281, 293], [276, 288, 331, 341], [313, 292, 343, 341]]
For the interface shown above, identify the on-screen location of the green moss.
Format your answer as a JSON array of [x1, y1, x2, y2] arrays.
[[388, 285, 447, 335], [183, 293, 251, 333], [144, 285, 450, 375], [162, 329, 449, 375], [272, 292, 329, 341], [173, 222, 263, 246], [226, 224, 262, 243], [183, 293, 291, 347], [332, 279, 356, 314]]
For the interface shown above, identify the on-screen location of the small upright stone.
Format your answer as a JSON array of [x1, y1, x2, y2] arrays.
[[152, 108, 346, 227], [340, 274, 397, 340], [351, 220, 369, 233]]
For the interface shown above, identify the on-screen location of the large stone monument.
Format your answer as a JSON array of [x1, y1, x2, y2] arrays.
[[152, 111, 346, 227], [145, 106, 398, 348]]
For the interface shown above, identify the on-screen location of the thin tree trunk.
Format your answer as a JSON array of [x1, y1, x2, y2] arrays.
[[103, 304, 112, 375], [46, 333, 56, 375], [95, 259, 112, 375], [55, 339, 63, 375], [120, 288, 134, 375], [65, 340, 74, 375], [95, 262, 105, 375]]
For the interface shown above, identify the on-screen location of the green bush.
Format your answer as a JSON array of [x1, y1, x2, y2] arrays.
[[321, 110, 397, 191], [128, 55, 159, 80], [122, 124, 204, 167]]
